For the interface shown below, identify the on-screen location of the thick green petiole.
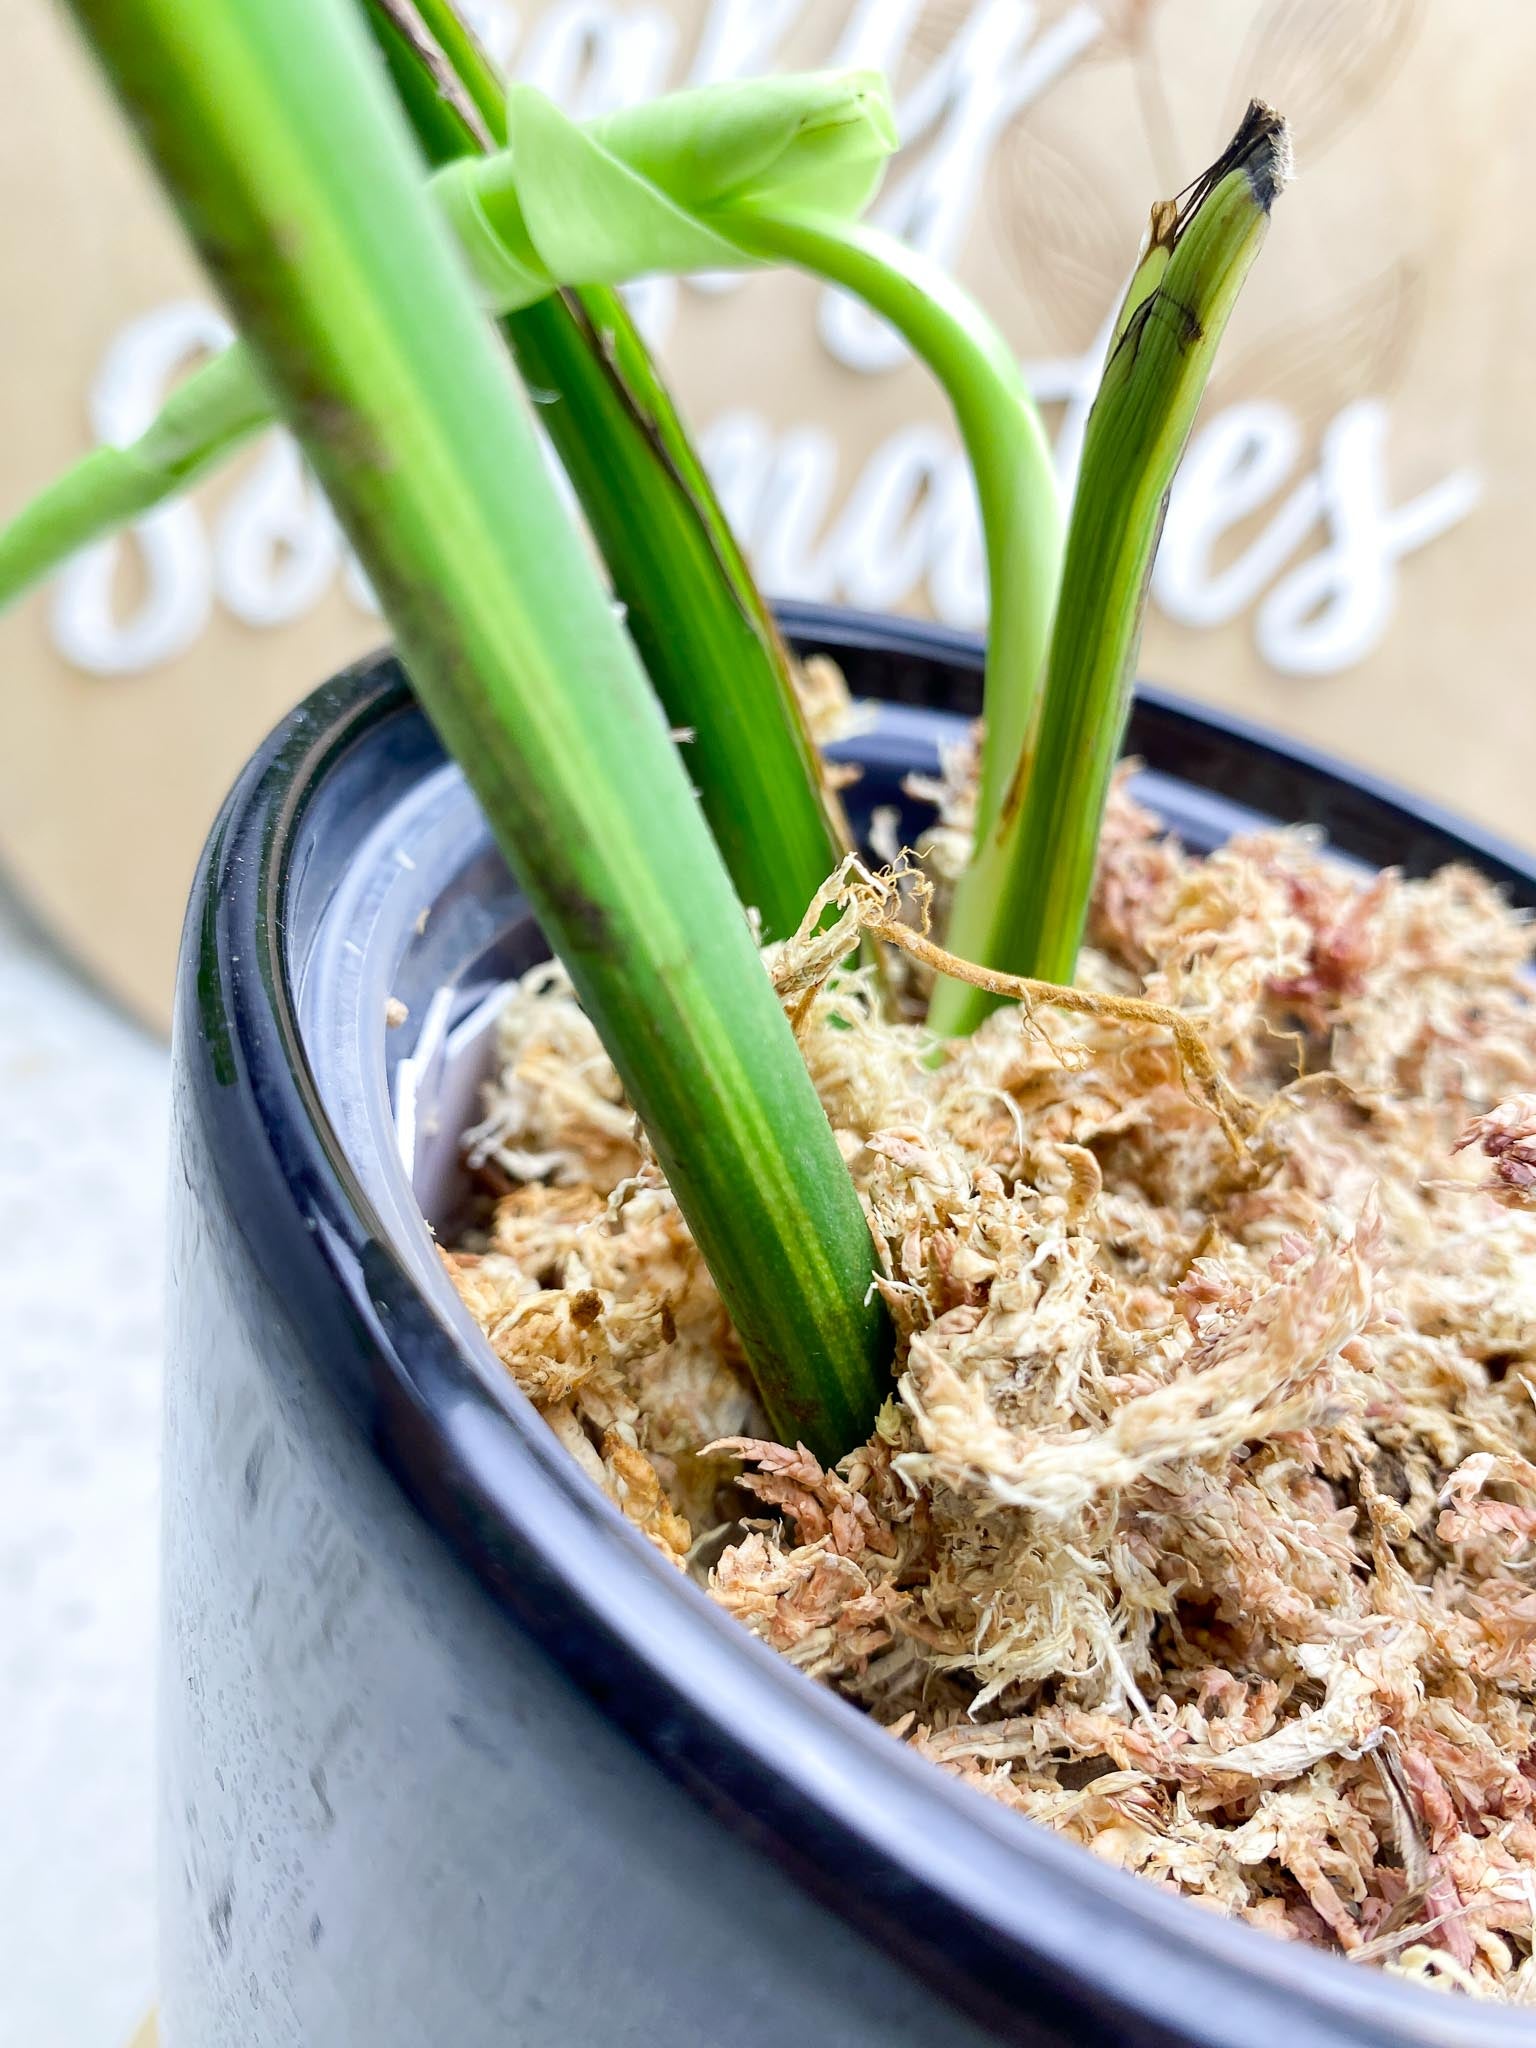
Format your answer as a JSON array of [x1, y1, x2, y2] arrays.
[[60, 0, 888, 1458], [931, 104, 1290, 1033]]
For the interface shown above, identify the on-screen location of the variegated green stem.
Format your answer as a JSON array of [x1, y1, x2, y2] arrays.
[[932, 105, 1290, 1034], [365, 0, 845, 942], [60, 0, 888, 1457]]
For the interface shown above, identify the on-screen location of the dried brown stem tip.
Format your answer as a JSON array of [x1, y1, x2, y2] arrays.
[[1182, 98, 1293, 218]]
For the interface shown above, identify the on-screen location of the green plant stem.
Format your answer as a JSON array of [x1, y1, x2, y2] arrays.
[[367, 0, 846, 942], [737, 214, 1064, 857], [63, 0, 887, 1457], [931, 106, 1289, 1034], [368, 0, 500, 140]]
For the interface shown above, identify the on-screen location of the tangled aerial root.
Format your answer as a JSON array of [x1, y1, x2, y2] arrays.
[[777, 854, 1259, 1155], [450, 767, 1536, 2001]]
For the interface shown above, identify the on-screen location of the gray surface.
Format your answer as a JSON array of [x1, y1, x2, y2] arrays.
[[0, 878, 164, 2048]]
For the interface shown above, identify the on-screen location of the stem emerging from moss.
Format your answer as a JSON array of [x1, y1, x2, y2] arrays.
[[932, 104, 1291, 1033]]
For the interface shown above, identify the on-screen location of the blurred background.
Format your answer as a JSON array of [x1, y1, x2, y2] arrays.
[[0, 1, 1528, 2040]]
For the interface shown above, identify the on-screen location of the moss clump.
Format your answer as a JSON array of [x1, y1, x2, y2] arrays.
[[450, 763, 1536, 1999]]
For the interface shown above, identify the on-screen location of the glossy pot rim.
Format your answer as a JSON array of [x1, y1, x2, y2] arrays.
[[182, 602, 1535, 2048]]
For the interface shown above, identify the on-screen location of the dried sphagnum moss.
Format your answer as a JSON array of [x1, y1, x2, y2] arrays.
[[447, 766, 1536, 2001]]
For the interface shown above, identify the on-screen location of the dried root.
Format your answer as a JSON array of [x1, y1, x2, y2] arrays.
[[450, 765, 1536, 2000]]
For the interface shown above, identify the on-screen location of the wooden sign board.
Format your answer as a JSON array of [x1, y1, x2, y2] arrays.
[[0, 0, 1526, 1031]]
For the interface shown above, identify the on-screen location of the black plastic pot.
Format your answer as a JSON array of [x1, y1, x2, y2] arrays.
[[164, 604, 1536, 2048]]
